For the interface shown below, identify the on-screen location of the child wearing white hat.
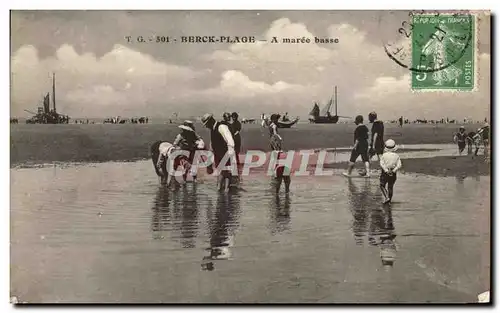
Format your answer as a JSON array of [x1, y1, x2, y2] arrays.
[[379, 139, 402, 204]]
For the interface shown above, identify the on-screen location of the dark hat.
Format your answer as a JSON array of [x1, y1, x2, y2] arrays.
[[231, 112, 239, 118]]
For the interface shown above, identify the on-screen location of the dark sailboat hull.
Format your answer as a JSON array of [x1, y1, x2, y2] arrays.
[[277, 118, 299, 128], [309, 116, 339, 124]]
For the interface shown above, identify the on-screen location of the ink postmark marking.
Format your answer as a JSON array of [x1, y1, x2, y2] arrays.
[[382, 11, 476, 91]]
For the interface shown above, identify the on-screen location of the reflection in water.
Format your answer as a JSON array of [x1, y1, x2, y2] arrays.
[[347, 179, 397, 269], [269, 193, 291, 234], [151, 186, 171, 240], [150, 185, 200, 248], [202, 190, 242, 271]]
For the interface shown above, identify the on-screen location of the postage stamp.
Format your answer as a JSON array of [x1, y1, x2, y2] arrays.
[[410, 13, 475, 90]]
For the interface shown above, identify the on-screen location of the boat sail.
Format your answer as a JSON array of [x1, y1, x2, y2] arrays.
[[308, 86, 349, 124]]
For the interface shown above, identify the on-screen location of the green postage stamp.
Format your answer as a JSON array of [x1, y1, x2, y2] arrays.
[[411, 13, 475, 91]]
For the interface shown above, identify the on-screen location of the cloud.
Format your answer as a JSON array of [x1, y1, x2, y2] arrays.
[[353, 53, 490, 120], [11, 15, 490, 120], [11, 44, 207, 116]]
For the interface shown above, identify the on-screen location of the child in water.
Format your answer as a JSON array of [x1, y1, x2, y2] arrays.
[[453, 126, 467, 155], [379, 139, 402, 204]]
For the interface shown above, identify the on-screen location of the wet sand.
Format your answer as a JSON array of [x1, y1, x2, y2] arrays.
[[10, 123, 484, 166], [10, 161, 490, 303], [323, 155, 490, 177], [9, 123, 490, 303]]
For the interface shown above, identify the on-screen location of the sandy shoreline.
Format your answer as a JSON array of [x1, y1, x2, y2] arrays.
[[10, 123, 489, 178]]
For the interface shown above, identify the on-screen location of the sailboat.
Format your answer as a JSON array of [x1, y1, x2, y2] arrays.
[[308, 86, 350, 124], [24, 73, 70, 124]]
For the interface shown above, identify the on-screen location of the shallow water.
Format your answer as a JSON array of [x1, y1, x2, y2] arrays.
[[10, 160, 490, 303]]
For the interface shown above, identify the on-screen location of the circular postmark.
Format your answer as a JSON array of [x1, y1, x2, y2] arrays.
[[379, 10, 474, 74]]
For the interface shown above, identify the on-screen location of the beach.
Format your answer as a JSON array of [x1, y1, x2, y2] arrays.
[[9, 122, 490, 303], [10, 122, 489, 178]]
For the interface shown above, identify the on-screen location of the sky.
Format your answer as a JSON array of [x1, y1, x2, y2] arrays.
[[10, 10, 491, 120]]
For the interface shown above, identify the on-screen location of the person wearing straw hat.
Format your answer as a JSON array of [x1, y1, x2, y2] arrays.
[[201, 113, 237, 191], [173, 121, 205, 182], [379, 139, 402, 204]]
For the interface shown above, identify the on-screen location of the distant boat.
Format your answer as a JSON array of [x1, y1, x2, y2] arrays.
[[309, 86, 350, 124], [276, 117, 300, 128], [24, 73, 70, 124], [260, 114, 299, 129]]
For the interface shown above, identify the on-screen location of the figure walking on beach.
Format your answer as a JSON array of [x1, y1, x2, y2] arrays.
[[201, 113, 238, 191], [369, 111, 384, 161], [343, 115, 371, 177], [453, 126, 467, 155], [379, 139, 402, 204], [230, 112, 242, 165]]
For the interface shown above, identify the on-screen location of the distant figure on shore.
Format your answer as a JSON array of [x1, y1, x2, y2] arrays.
[[453, 126, 467, 155], [369, 111, 384, 161], [343, 115, 370, 177], [231, 112, 242, 165], [398, 116, 403, 128], [201, 113, 238, 192], [282, 112, 289, 122], [379, 139, 402, 204]]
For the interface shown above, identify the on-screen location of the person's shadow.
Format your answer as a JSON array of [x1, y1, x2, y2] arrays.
[[347, 179, 373, 245], [346, 179, 398, 269], [201, 189, 242, 271], [151, 186, 172, 240], [150, 185, 201, 248], [268, 192, 291, 234]]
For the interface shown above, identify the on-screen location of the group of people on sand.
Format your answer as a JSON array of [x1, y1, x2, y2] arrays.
[[342, 112, 402, 204], [453, 123, 490, 159], [152, 112, 244, 191]]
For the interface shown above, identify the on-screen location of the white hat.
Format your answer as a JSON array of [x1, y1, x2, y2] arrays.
[[384, 139, 398, 152], [178, 125, 194, 132], [201, 113, 214, 125]]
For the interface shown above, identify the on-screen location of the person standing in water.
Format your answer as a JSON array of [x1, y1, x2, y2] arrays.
[[368, 111, 384, 161], [201, 113, 237, 191], [268, 114, 290, 193], [172, 120, 205, 182], [343, 115, 370, 177], [230, 112, 242, 165], [453, 126, 467, 155], [379, 139, 402, 204]]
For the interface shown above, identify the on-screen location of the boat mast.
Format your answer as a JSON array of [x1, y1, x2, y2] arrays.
[[334, 85, 338, 116], [52, 72, 56, 112]]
